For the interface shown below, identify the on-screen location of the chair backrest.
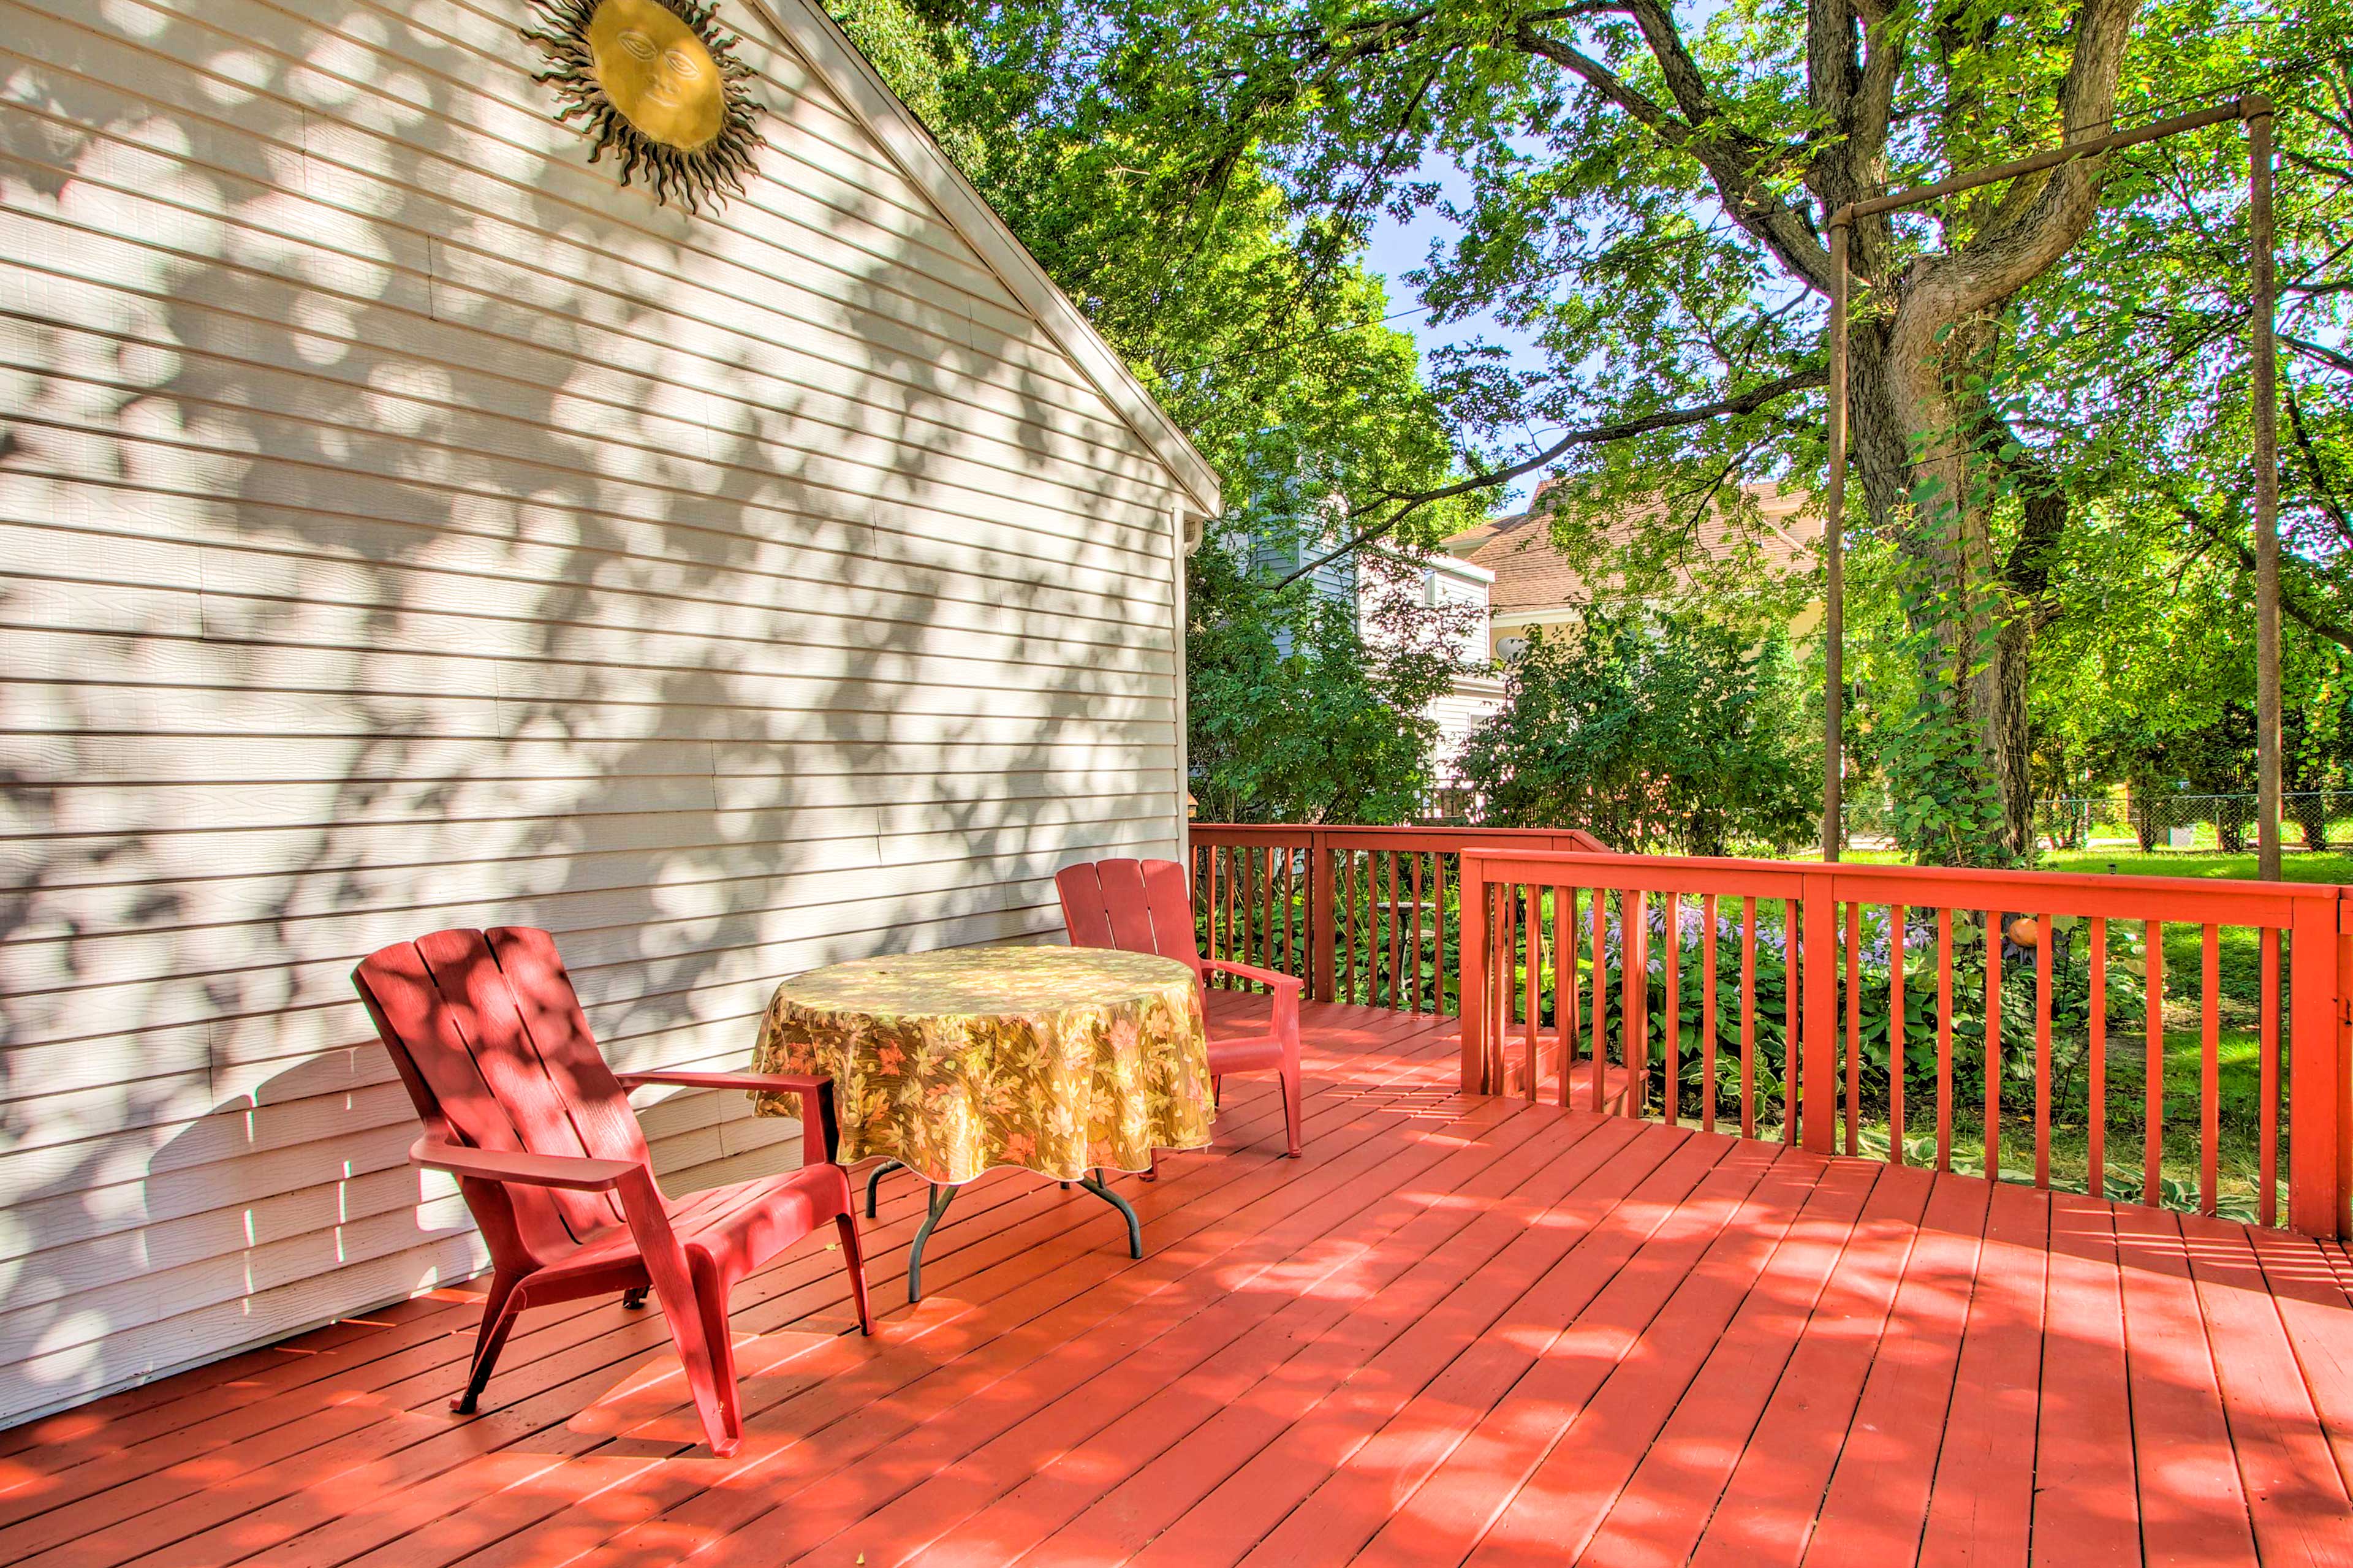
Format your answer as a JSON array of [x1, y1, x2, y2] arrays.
[[352, 927, 650, 1269], [1055, 859, 1204, 980]]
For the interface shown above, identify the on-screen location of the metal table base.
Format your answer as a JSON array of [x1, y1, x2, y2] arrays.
[[864, 1160, 1143, 1302]]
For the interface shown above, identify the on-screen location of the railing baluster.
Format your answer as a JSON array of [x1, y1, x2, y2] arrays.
[[1262, 845, 1276, 981], [1436, 854, 1452, 1017], [1702, 893, 1719, 1135], [1346, 857, 1365, 1002], [1740, 896, 1758, 1138], [1844, 901, 1862, 1156], [1662, 892, 1680, 1127], [1555, 885, 1577, 1109], [1524, 884, 1543, 1100], [1501, 872, 1518, 1050], [1985, 908, 2003, 1183], [1590, 886, 1610, 1113], [2090, 918, 2107, 1198], [1937, 908, 1954, 1173], [2202, 922, 2221, 1216], [2036, 911, 2054, 1191], [1411, 853, 1427, 1015], [1494, 873, 1512, 1073], [1225, 845, 1240, 983], [2144, 920, 2164, 1209], [1624, 890, 1650, 1118], [1783, 899, 1800, 1146], [1890, 904, 1906, 1165], [2260, 924, 2280, 1227], [1281, 847, 1296, 979], [1388, 852, 1404, 1013]]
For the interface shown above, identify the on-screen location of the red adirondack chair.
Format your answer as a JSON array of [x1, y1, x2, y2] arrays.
[[351, 926, 871, 1457], [1056, 857, 1303, 1157]]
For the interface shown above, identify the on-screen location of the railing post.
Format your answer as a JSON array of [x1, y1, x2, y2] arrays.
[[1460, 851, 1489, 1094], [2289, 897, 2349, 1236], [1309, 831, 1335, 1004], [1802, 870, 1838, 1154]]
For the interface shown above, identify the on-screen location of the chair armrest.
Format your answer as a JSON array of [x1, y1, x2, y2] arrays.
[[1198, 960, 1301, 1045], [615, 1069, 828, 1093], [409, 1137, 638, 1192], [619, 1070, 843, 1168], [1200, 959, 1304, 995]]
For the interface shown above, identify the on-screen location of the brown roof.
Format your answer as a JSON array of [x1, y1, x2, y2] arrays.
[[1446, 479, 1821, 613]]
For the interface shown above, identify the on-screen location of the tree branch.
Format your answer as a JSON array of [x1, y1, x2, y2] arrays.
[[1268, 367, 1828, 589], [1510, 22, 1834, 291], [2167, 493, 2353, 654]]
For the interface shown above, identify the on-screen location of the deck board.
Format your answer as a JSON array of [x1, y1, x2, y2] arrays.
[[2, 999, 2346, 1568]]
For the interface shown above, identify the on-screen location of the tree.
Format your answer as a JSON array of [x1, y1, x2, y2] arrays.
[[1185, 543, 1471, 820], [892, 0, 2353, 861], [1459, 614, 1817, 853], [828, 0, 1493, 820]]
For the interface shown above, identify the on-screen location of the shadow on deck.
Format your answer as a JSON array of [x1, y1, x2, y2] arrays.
[[1, 998, 2348, 1567]]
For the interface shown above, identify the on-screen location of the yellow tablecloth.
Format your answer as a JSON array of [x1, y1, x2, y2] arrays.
[[750, 946, 1212, 1183]]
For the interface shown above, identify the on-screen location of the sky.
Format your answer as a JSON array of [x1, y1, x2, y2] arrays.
[[1357, 157, 1556, 512]]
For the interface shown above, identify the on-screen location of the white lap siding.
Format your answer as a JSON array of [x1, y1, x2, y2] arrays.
[[0, 0, 1211, 1423]]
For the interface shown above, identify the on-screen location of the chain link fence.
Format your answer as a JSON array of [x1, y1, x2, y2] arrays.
[[2031, 792, 2353, 853]]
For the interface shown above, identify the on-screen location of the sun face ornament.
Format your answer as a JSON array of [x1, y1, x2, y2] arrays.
[[522, 0, 765, 214]]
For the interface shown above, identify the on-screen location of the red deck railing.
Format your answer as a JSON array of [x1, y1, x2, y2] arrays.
[[1188, 825, 2353, 1240], [1187, 825, 1607, 1015]]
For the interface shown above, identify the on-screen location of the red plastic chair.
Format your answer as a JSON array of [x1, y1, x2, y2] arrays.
[[1055, 857, 1303, 1157], [351, 926, 871, 1456]]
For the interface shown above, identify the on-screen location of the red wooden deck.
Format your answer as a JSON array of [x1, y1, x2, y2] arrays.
[[4, 998, 2351, 1568]]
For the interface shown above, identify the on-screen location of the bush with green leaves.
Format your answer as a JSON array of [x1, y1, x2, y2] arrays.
[[1184, 542, 1468, 824], [1459, 612, 1817, 855]]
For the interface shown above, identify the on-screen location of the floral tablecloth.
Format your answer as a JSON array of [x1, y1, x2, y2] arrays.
[[749, 946, 1212, 1183]]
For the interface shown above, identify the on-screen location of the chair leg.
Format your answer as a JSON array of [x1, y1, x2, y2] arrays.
[[452, 1271, 525, 1414], [1279, 1061, 1303, 1158], [692, 1271, 743, 1455], [621, 1287, 648, 1309], [835, 1213, 874, 1335]]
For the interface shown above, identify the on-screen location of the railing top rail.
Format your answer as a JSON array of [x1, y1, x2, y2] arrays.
[[1458, 847, 2342, 926], [1191, 824, 1611, 851]]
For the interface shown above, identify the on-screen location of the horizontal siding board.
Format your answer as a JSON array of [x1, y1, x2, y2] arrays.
[[0, 252, 1180, 528], [0, 790, 1171, 895], [0, 506, 1178, 656], [5, 823, 1177, 1048], [1, 800, 1168, 945], [0, 395, 1177, 595], [0, 360, 1177, 576], [0, 0, 1193, 1428]]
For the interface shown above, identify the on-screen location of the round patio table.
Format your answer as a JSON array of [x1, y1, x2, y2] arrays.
[[749, 945, 1213, 1300]]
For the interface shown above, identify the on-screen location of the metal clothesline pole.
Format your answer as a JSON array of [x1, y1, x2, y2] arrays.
[[1819, 95, 2283, 874]]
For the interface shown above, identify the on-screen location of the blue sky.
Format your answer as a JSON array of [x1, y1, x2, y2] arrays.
[[1357, 157, 1555, 512]]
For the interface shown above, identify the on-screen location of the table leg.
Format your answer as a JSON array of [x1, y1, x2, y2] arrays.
[[865, 1159, 903, 1219], [907, 1181, 957, 1303], [1077, 1168, 1143, 1259]]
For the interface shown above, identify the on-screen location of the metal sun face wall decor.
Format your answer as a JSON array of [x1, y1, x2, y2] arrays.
[[522, 0, 766, 214]]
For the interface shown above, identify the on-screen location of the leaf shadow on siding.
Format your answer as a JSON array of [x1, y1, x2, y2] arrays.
[[0, 0, 1180, 1428]]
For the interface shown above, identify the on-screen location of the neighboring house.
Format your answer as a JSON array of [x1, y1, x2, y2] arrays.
[[1365, 553, 1504, 799], [1446, 480, 1823, 660], [0, 0, 1218, 1423], [1250, 529, 1504, 801]]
